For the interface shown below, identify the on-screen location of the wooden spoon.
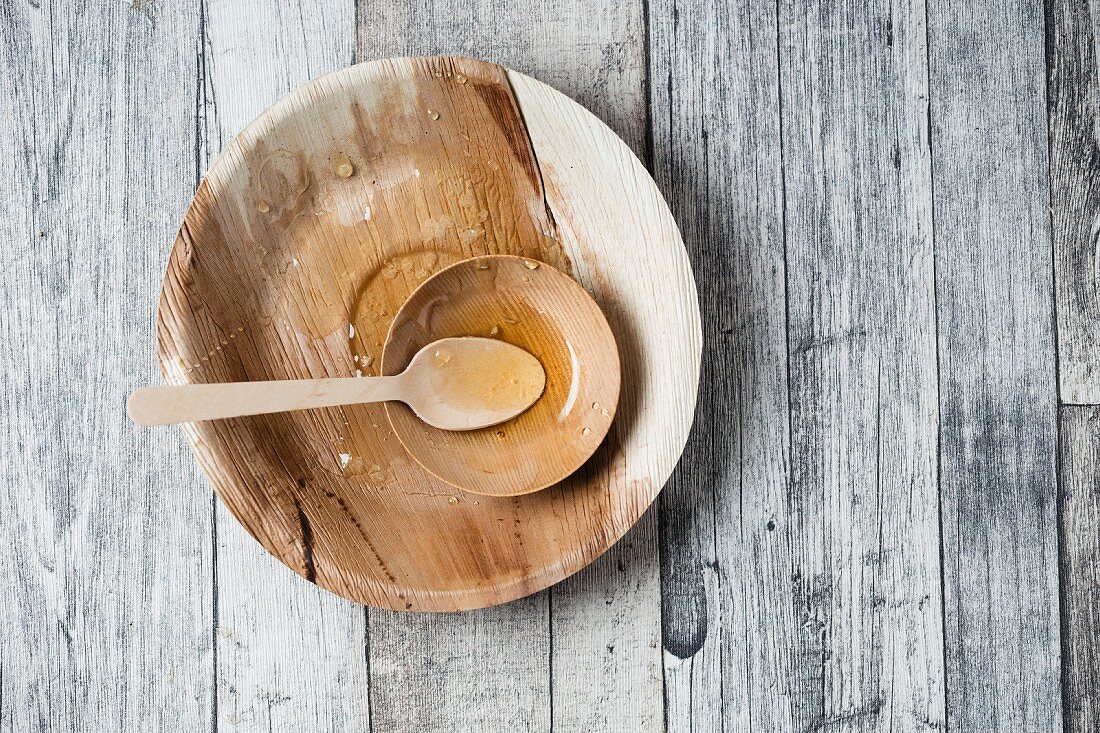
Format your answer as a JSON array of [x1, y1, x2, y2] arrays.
[[127, 337, 546, 430]]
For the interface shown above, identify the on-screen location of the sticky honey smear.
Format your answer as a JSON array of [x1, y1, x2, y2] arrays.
[[423, 340, 545, 422]]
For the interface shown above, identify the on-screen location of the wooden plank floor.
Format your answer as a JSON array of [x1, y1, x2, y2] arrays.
[[1, 0, 1098, 730]]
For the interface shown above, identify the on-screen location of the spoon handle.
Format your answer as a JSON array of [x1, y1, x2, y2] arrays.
[[127, 377, 405, 426]]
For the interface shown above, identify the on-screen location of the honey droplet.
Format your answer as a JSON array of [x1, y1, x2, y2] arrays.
[[427, 109, 440, 121], [368, 465, 387, 484], [362, 355, 375, 367], [488, 325, 500, 337], [256, 201, 270, 213], [456, 73, 468, 84], [460, 227, 484, 244], [523, 260, 540, 270], [592, 401, 601, 409], [582, 427, 592, 436], [496, 430, 505, 438], [339, 453, 367, 476], [448, 496, 459, 505], [336, 161, 355, 178], [477, 261, 491, 270]]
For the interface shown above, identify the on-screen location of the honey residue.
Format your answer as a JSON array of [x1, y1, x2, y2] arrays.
[[339, 453, 366, 476], [460, 227, 484, 244], [419, 340, 544, 420]]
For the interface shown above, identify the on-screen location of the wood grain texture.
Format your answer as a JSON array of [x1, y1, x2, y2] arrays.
[[778, 1, 944, 729], [199, 2, 370, 730], [0, 0, 212, 730], [1049, 0, 1100, 404], [648, 0, 789, 729], [1060, 405, 1100, 733], [368, 596, 550, 731], [1051, 6, 1100, 730], [358, 3, 665, 731], [358, 0, 648, 158], [928, 0, 1063, 729], [652, 0, 945, 729]]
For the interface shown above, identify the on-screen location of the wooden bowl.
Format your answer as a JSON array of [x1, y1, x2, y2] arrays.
[[383, 255, 620, 496], [157, 56, 701, 611]]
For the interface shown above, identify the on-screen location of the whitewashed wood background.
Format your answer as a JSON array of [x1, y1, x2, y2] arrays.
[[2, 0, 1099, 730]]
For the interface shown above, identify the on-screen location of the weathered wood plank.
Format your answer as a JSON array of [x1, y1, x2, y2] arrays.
[[0, 0, 211, 730], [200, 1, 370, 730], [1050, 4, 1100, 729], [357, 3, 661, 731], [648, 0, 786, 729], [1048, 0, 1100, 404], [778, 1, 945, 730], [1061, 405, 1100, 733], [927, 0, 1063, 728], [548, 521, 663, 732], [653, 1, 945, 730], [359, 0, 647, 157], [368, 598, 550, 730]]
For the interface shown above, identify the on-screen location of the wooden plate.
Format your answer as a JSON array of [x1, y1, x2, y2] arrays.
[[158, 56, 700, 611]]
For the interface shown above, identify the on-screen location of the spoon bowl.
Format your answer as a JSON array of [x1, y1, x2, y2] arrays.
[[401, 337, 546, 430]]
